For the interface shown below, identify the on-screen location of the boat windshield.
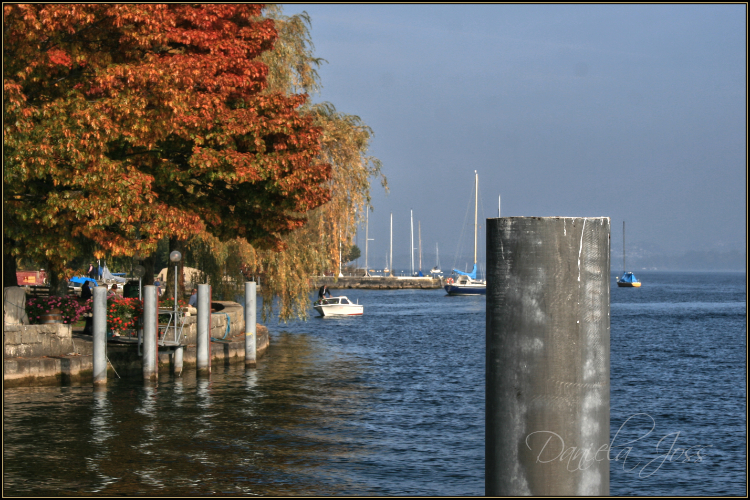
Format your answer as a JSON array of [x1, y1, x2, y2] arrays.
[[321, 298, 339, 305], [340, 298, 350, 304]]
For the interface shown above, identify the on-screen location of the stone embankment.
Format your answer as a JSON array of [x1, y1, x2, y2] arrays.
[[313, 276, 444, 290], [3, 300, 268, 388]]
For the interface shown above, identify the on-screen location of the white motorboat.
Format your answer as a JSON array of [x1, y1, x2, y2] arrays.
[[313, 296, 363, 317]]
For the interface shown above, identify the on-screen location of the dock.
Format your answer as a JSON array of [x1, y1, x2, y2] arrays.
[[312, 276, 444, 290]]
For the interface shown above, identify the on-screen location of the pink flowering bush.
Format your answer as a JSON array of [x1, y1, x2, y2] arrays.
[[26, 296, 91, 325]]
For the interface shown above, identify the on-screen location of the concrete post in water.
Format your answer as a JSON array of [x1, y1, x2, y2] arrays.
[[245, 281, 257, 368], [142, 285, 157, 382], [486, 217, 610, 496], [92, 286, 107, 386], [197, 284, 211, 375], [174, 346, 184, 376]]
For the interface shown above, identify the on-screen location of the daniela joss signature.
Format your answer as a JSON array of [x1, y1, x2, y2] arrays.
[[525, 413, 712, 477]]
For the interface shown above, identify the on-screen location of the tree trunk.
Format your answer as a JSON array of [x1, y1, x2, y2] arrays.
[[142, 253, 155, 286], [46, 261, 69, 297], [164, 237, 186, 302], [3, 245, 18, 288]]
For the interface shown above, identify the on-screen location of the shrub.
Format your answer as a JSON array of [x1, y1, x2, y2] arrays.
[[26, 296, 90, 325], [107, 297, 143, 331], [159, 298, 188, 310]]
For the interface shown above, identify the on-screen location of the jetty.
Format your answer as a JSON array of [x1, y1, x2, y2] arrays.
[[3, 298, 269, 388], [312, 276, 443, 290]]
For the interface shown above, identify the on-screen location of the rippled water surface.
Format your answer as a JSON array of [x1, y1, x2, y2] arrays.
[[3, 272, 746, 495]]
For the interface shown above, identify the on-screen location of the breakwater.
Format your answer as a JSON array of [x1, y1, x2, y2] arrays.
[[313, 276, 443, 290]]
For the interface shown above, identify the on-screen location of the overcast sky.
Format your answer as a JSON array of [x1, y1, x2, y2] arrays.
[[282, 4, 746, 272]]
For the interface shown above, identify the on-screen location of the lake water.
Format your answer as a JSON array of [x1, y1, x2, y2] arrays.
[[3, 272, 746, 495]]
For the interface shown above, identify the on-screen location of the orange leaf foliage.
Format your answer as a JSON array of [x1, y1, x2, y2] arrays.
[[4, 4, 331, 276]]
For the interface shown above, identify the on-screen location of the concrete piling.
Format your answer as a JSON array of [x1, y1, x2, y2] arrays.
[[485, 217, 610, 496], [197, 284, 210, 375], [245, 282, 257, 368], [92, 287, 107, 386], [174, 346, 184, 375], [142, 285, 157, 382]]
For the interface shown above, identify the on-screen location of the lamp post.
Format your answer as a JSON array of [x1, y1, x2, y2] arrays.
[[169, 250, 182, 342], [133, 264, 146, 353], [133, 264, 145, 301]]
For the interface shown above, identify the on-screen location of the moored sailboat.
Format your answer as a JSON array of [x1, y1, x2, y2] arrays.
[[430, 242, 442, 276], [617, 221, 641, 287], [445, 171, 487, 296]]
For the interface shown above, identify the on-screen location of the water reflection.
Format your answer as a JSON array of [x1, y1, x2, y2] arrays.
[[88, 387, 121, 493], [91, 387, 112, 445], [172, 375, 184, 404], [196, 377, 212, 410]]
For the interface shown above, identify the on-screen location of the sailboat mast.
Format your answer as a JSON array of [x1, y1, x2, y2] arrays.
[[390, 213, 393, 277], [623, 220, 626, 273], [410, 210, 414, 275], [474, 170, 478, 265], [419, 221, 422, 272], [364, 208, 374, 277]]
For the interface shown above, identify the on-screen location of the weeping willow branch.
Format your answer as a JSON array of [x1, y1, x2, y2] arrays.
[[180, 5, 386, 322]]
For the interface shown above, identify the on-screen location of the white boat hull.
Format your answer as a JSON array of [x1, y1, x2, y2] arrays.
[[313, 296, 363, 316]]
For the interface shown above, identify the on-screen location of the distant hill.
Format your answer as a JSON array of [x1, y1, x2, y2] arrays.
[[614, 248, 746, 272], [370, 248, 746, 274]]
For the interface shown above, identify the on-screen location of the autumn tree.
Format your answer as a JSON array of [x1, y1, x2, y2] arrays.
[[183, 6, 385, 320], [4, 4, 331, 291]]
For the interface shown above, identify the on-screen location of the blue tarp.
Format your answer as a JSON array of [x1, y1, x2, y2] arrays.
[[69, 276, 98, 285], [453, 264, 477, 280], [619, 272, 639, 283]]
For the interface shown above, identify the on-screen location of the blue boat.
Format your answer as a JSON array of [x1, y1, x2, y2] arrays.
[[616, 221, 641, 287], [617, 271, 641, 287], [445, 171, 487, 296]]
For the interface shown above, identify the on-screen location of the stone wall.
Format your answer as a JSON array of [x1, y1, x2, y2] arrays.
[[4, 323, 76, 358], [3, 300, 263, 387], [3, 325, 270, 388], [174, 301, 245, 345], [4, 301, 245, 360]]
